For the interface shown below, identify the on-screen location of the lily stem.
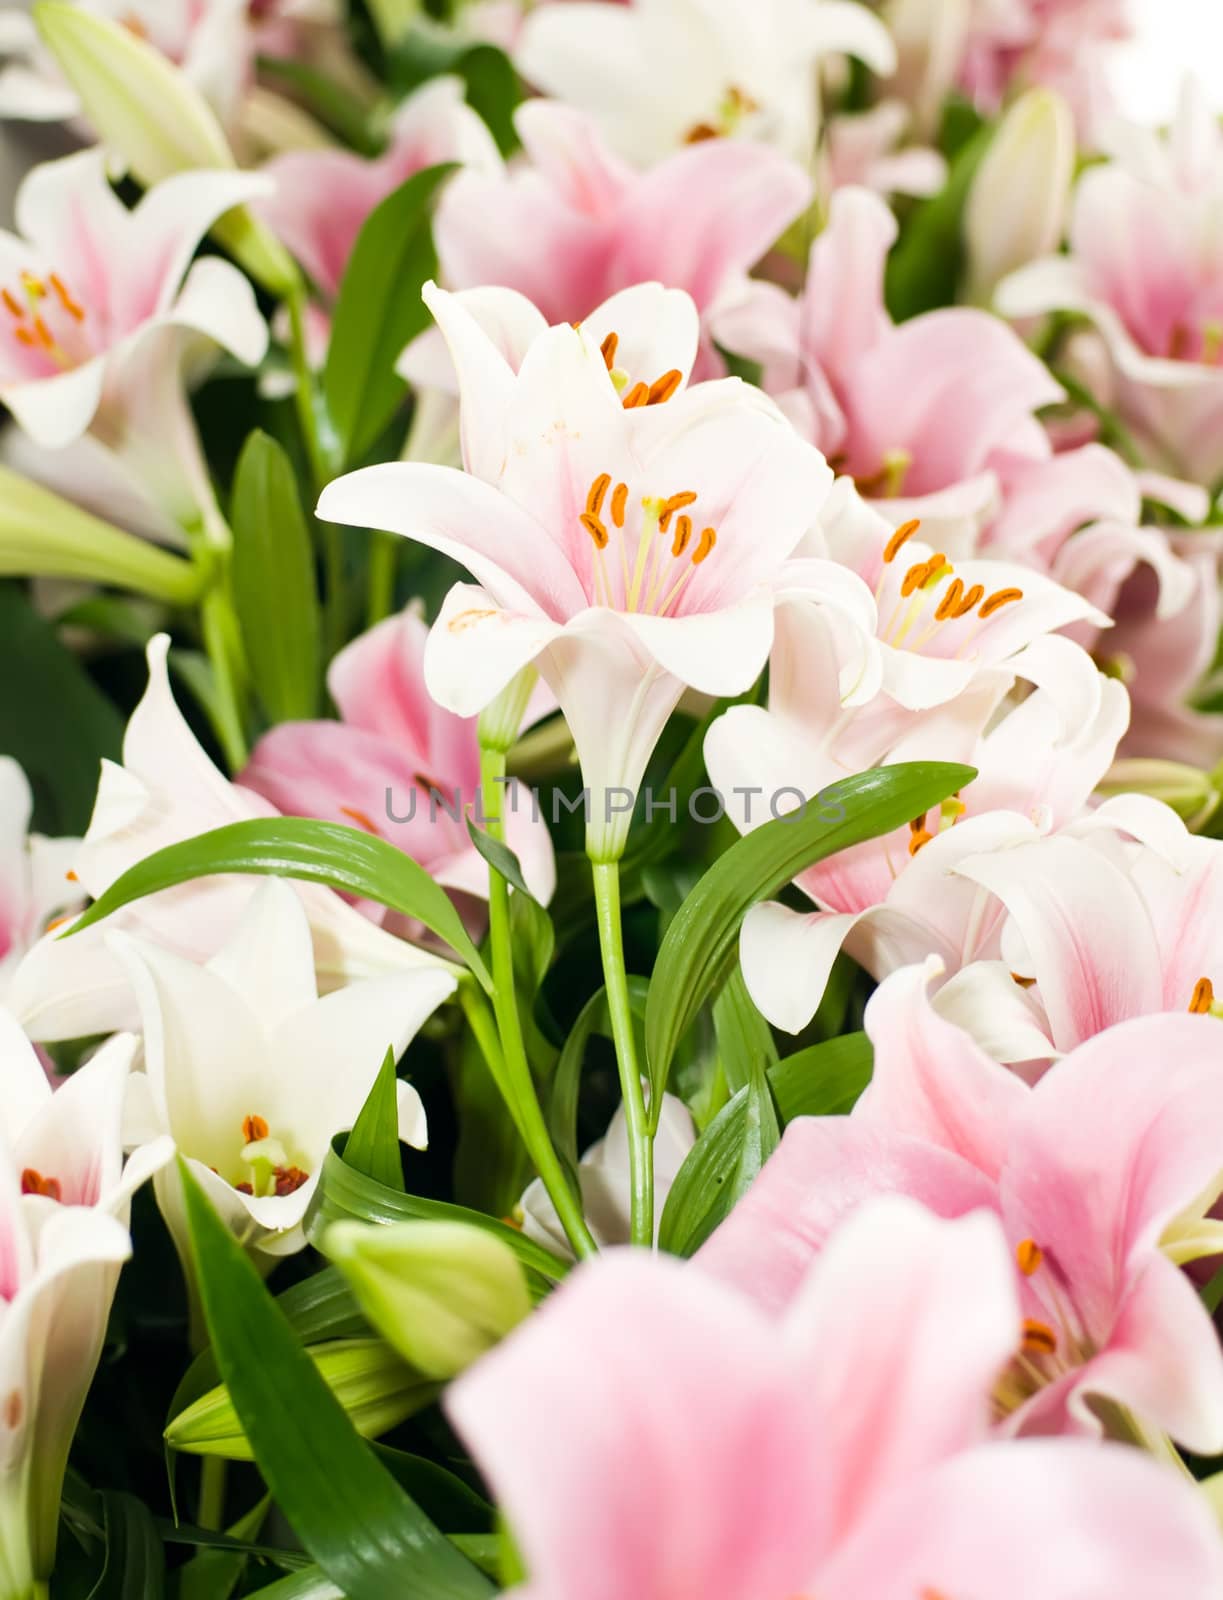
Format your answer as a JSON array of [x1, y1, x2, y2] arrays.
[[590, 859, 654, 1247], [197, 1456, 228, 1532], [478, 745, 598, 1260]]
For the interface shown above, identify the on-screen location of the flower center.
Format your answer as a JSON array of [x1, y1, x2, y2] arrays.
[[20, 1168, 61, 1201], [906, 794, 966, 856], [580, 471, 717, 616], [1188, 976, 1223, 1017], [598, 330, 682, 409], [1168, 318, 1223, 365], [233, 1113, 309, 1200], [875, 518, 1024, 655], [994, 1236, 1096, 1418], [684, 84, 759, 143], [3, 269, 90, 371]]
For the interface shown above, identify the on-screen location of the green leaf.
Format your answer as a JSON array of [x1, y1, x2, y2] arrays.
[[372, 1447, 492, 1534], [87, 1491, 165, 1600], [549, 978, 649, 1170], [248, 1569, 343, 1600], [644, 763, 974, 1130], [179, 1159, 494, 1600], [307, 1138, 568, 1288], [771, 1031, 874, 1121], [255, 55, 381, 154], [711, 968, 776, 1098], [389, 33, 522, 156], [658, 1057, 780, 1257], [324, 164, 456, 467], [343, 1047, 408, 1193], [230, 430, 321, 722], [63, 817, 491, 991], [0, 583, 124, 834], [885, 122, 993, 320], [466, 816, 531, 898], [176, 1495, 271, 1600]]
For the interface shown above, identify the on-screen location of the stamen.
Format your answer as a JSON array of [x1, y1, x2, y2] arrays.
[[339, 804, 381, 836], [1011, 971, 1036, 988], [920, 552, 948, 587], [647, 369, 682, 404], [671, 514, 693, 557], [1021, 1317, 1058, 1356], [600, 331, 619, 370], [49, 272, 85, 322], [242, 1114, 270, 1145], [20, 1168, 61, 1200], [13, 327, 36, 348], [32, 315, 55, 350], [1, 289, 24, 320], [899, 559, 931, 598], [685, 122, 720, 143], [978, 586, 1024, 619], [692, 527, 717, 564], [274, 1165, 310, 1196], [882, 518, 920, 563], [65, 868, 79, 882], [658, 490, 697, 532], [951, 582, 984, 617], [1190, 976, 1215, 1015], [907, 816, 933, 855], [1016, 1238, 1043, 1276], [933, 577, 965, 620], [587, 473, 612, 517], [235, 1181, 254, 1195], [622, 381, 650, 409], [580, 511, 609, 549], [610, 482, 628, 529]]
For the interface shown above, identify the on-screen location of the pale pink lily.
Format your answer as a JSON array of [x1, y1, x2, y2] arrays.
[[515, 0, 897, 167], [0, 148, 268, 544], [0, 759, 79, 1003], [713, 184, 1068, 551], [7, 634, 457, 1044], [999, 77, 1223, 485], [700, 960, 1223, 1452], [321, 282, 875, 861], [240, 606, 556, 906], [449, 1196, 1223, 1600], [519, 1091, 695, 1257], [256, 77, 499, 312], [0, 1011, 171, 1597], [408, 97, 812, 389], [945, 804, 1223, 1062], [114, 876, 454, 1267], [707, 587, 1128, 1030], [821, 100, 946, 200]]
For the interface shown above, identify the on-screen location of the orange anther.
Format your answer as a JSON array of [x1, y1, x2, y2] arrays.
[[1, 289, 24, 320], [587, 473, 612, 517], [20, 1169, 61, 1200], [647, 369, 682, 404], [274, 1165, 310, 1197], [692, 527, 717, 565], [882, 518, 920, 563], [610, 482, 628, 528], [599, 330, 619, 370], [339, 804, 381, 836], [242, 1114, 269, 1145], [658, 490, 697, 532], [1016, 1238, 1043, 1276], [580, 511, 609, 549], [13, 327, 36, 348], [934, 577, 965, 621], [622, 381, 650, 408], [1021, 1317, 1057, 1356], [1190, 976, 1215, 1015], [671, 514, 693, 557], [978, 586, 1025, 619], [49, 273, 85, 322], [951, 582, 985, 617]]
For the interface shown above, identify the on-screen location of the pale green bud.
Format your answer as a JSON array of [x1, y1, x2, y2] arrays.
[[165, 1339, 434, 1459], [324, 1220, 531, 1380], [1099, 759, 1221, 833]]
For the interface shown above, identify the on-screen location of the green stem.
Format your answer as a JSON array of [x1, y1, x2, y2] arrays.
[[479, 745, 598, 1260], [590, 860, 654, 1247], [366, 531, 397, 627], [198, 582, 249, 771], [286, 284, 347, 659], [197, 1457, 228, 1533]]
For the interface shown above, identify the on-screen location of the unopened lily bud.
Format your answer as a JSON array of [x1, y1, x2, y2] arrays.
[[325, 1220, 532, 1380], [964, 88, 1075, 306], [1099, 759, 1220, 833], [33, 2, 299, 297], [164, 1339, 434, 1459]]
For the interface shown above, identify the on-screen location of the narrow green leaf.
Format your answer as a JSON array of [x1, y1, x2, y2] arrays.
[[372, 1447, 492, 1533], [771, 1032, 874, 1121], [176, 1494, 271, 1600], [466, 817, 531, 898], [0, 583, 124, 834], [255, 55, 381, 154], [343, 1047, 408, 1193], [63, 817, 491, 991], [388, 33, 522, 155], [179, 1159, 494, 1600], [643, 762, 974, 1130], [658, 1057, 779, 1258], [548, 978, 648, 1170], [87, 1491, 165, 1600], [307, 1140, 568, 1287], [230, 430, 321, 722], [712, 968, 777, 1097], [323, 164, 456, 466], [248, 1568, 342, 1600]]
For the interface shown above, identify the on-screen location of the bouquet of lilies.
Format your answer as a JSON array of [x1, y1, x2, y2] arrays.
[[3, 0, 1223, 1594]]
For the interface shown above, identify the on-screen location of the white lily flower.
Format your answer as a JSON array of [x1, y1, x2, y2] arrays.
[[111, 877, 455, 1272], [515, 0, 897, 167], [0, 759, 78, 1007], [0, 1011, 171, 1599]]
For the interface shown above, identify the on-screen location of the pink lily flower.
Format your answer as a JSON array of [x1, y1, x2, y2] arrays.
[[0, 148, 268, 544], [241, 606, 556, 906], [449, 1196, 1223, 1599], [700, 960, 1223, 1452], [821, 100, 947, 201], [0, 758, 79, 1003], [256, 77, 500, 309], [514, 0, 896, 167], [412, 97, 812, 384], [706, 578, 1128, 1030], [999, 77, 1223, 485], [712, 184, 1067, 547], [320, 282, 876, 861], [8, 634, 457, 1044], [0, 1011, 171, 1597], [945, 803, 1223, 1061]]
